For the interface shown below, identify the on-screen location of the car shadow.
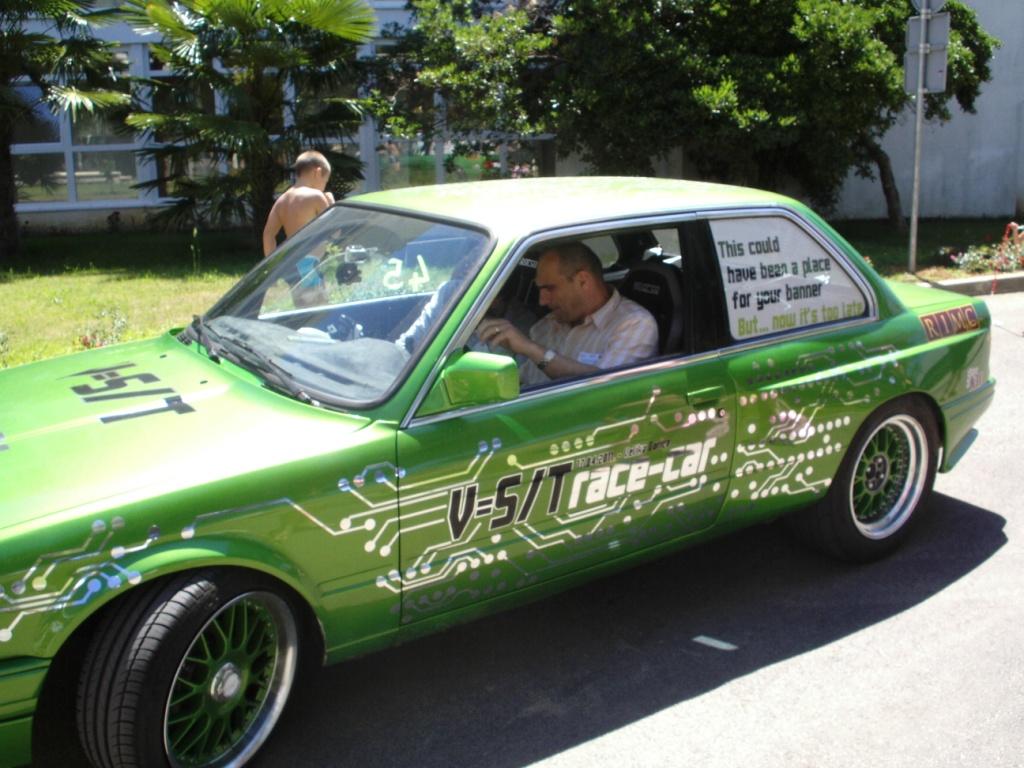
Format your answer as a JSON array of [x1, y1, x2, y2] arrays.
[[30, 493, 1006, 768], [257, 492, 1007, 768]]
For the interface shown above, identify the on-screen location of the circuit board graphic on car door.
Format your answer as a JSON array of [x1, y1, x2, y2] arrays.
[[394, 353, 736, 623]]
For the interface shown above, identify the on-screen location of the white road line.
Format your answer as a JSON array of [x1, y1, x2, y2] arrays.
[[692, 635, 738, 651]]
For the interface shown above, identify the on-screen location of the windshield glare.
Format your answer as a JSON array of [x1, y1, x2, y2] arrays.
[[204, 205, 491, 406]]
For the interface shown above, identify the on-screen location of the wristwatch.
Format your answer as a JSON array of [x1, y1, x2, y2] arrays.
[[537, 348, 557, 370]]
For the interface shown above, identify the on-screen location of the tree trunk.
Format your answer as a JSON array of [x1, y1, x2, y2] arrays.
[[247, 152, 277, 257], [866, 141, 907, 233], [0, 128, 20, 266]]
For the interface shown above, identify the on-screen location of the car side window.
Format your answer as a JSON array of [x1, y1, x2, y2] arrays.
[[650, 227, 682, 262], [707, 216, 868, 342], [580, 235, 620, 268], [474, 226, 691, 393]]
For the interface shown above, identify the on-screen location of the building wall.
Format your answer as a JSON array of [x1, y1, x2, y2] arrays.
[[833, 0, 1024, 219], [18, 207, 162, 234]]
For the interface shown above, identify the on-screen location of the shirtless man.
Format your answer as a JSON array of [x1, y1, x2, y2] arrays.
[[262, 150, 335, 257]]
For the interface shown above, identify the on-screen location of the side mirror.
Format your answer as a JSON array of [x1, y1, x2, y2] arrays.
[[417, 350, 520, 416]]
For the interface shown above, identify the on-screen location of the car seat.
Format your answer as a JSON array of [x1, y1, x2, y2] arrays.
[[618, 260, 685, 355]]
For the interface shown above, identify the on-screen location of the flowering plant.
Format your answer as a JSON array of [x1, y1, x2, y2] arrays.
[[950, 222, 1024, 273], [78, 308, 129, 349]]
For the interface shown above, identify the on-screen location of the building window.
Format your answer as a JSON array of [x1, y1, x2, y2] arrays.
[[379, 136, 438, 190], [72, 151, 139, 201], [11, 85, 61, 144], [13, 44, 145, 211], [13, 154, 68, 203]]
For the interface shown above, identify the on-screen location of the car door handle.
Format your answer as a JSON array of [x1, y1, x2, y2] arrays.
[[687, 385, 725, 407]]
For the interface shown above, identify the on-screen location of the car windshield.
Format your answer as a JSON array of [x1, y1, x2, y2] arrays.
[[200, 205, 491, 407]]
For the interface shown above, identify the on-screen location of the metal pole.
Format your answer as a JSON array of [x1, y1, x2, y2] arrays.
[[434, 92, 446, 185], [358, 115, 381, 193], [357, 44, 381, 194], [908, 0, 930, 274]]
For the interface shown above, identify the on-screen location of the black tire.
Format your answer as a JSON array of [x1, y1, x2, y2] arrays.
[[787, 397, 939, 562], [76, 569, 300, 768]]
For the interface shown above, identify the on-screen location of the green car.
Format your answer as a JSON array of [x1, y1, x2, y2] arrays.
[[0, 178, 993, 767]]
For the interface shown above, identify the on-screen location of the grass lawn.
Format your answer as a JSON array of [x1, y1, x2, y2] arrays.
[[1, 229, 256, 368], [0, 217, 1014, 369]]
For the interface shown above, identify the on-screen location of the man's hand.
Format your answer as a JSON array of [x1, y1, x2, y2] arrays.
[[476, 318, 541, 358], [477, 317, 601, 382]]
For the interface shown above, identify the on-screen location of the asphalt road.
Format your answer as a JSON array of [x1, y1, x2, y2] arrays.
[[248, 292, 1024, 768], [35, 293, 1024, 768]]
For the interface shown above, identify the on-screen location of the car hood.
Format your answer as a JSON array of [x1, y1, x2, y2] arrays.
[[0, 333, 370, 533]]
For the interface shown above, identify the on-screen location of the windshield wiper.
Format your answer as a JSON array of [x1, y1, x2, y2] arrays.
[[184, 315, 223, 363], [216, 334, 319, 406]]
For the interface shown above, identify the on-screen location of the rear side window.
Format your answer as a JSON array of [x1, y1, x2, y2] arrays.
[[580, 235, 620, 268], [708, 216, 867, 341]]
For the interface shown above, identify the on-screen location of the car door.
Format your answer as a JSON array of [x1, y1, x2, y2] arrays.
[[393, 221, 737, 624]]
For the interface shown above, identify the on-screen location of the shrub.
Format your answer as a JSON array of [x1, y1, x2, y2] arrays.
[[79, 308, 129, 349], [950, 222, 1024, 273]]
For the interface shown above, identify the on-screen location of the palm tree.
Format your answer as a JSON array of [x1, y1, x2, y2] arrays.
[[1, 0, 128, 263], [121, 0, 375, 252]]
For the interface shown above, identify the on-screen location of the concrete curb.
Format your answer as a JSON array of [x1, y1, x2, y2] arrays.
[[914, 271, 1024, 297]]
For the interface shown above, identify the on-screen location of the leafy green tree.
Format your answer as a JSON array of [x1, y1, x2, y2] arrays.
[[368, 0, 552, 139], [121, 0, 375, 250], [555, 0, 996, 227], [388, 0, 996, 229], [1, 0, 128, 263]]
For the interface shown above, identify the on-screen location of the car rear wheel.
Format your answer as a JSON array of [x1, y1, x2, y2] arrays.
[[76, 569, 299, 768], [789, 397, 939, 561]]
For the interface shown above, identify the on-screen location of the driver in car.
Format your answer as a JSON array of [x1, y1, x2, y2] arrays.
[[476, 242, 657, 386]]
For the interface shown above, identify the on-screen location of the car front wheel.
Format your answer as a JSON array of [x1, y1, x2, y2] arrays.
[[77, 569, 299, 768]]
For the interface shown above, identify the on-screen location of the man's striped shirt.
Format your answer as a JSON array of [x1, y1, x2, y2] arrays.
[[521, 289, 658, 387]]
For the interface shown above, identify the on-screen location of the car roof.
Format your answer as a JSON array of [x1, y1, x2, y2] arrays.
[[348, 177, 791, 238]]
